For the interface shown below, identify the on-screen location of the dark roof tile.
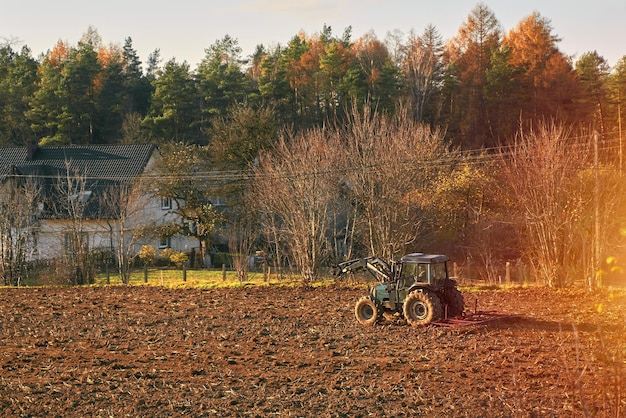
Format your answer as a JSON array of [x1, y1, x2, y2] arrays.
[[0, 144, 159, 220], [0, 144, 157, 182]]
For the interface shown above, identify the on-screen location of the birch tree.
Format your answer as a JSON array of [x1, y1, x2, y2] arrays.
[[400, 25, 445, 123], [0, 177, 40, 286], [100, 180, 156, 284], [51, 162, 93, 284]]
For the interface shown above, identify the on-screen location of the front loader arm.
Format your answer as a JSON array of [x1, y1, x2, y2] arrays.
[[334, 256, 394, 281]]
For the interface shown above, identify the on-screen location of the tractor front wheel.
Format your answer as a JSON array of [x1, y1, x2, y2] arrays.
[[403, 291, 443, 326], [355, 295, 382, 326]]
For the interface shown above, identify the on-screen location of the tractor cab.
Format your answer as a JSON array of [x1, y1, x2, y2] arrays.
[[397, 253, 450, 287]]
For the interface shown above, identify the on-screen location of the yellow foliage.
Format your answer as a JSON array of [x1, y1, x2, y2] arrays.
[[138, 245, 156, 265], [170, 251, 189, 268]]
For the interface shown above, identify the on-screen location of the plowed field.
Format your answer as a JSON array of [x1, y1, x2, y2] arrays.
[[0, 285, 624, 417]]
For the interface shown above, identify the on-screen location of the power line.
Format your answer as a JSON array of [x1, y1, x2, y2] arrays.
[[4, 132, 619, 184]]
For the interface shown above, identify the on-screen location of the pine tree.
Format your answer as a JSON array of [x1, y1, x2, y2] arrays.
[[575, 51, 610, 132], [143, 59, 200, 143], [444, 3, 502, 148], [0, 45, 38, 146], [196, 35, 252, 139], [502, 12, 580, 131]]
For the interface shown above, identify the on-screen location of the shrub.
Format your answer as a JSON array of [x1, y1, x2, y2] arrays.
[[159, 248, 174, 266], [170, 251, 189, 269], [138, 245, 156, 266]]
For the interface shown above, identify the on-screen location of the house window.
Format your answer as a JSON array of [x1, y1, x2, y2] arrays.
[[158, 235, 171, 249], [161, 197, 172, 210]]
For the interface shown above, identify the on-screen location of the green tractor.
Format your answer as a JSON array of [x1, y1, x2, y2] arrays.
[[335, 253, 465, 326]]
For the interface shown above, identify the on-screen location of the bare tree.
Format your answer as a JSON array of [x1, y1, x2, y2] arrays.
[[99, 180, 158, 284], [0, 176, 40, 286], [51, 162, 93, 285], [253, 129, 343, 283], [341, 105, 453, 260], [257, 205, 289, 279], [400, 25, 445, 122], [226, 219, 256, 284], [499, 122, 592, 286]]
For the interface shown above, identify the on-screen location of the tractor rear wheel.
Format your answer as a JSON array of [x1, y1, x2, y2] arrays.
[[443, 287, 465, 318], [403, 291, 443, 326], [355, 295, 382, 326]]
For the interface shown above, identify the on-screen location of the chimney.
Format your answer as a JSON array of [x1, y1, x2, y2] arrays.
[[26, 139, 38, 160]]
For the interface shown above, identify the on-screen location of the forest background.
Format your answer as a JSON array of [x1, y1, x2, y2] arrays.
[[1, 3, 625, 287]]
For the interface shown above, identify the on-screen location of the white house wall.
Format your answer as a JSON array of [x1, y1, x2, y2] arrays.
[[33, 195, 198, 262], [35, 219, 112, 260]]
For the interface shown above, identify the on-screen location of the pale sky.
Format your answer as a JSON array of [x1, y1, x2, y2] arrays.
[[1, 0, 624, 69]]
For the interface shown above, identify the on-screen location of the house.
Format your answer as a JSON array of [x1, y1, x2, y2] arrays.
[[0, 143, 197, 270]]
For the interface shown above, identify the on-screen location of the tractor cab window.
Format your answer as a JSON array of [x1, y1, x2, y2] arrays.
[[401, 262, 445, 284], [400, 262, 417, 285], [431, 262, 447, 283], [416, 264, 428, 282]]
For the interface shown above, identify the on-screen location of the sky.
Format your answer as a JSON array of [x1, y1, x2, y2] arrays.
[[1, 0, 625, 69]]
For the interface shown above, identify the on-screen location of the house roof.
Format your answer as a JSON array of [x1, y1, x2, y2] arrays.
[[0, 144, 158, 219], [0, 143, 157, 181]]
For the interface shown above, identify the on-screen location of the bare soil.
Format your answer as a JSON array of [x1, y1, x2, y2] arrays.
[[0, 285, 624, 417]]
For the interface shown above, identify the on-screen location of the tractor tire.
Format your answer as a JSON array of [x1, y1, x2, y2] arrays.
[[354, 295, 382, 326], [443, 287, 465, 318], [403, 291, 443, 326]]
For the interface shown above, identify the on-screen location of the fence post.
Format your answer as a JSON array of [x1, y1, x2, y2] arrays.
[[505, 262, 511, 284], [222, 264, 226, 281]]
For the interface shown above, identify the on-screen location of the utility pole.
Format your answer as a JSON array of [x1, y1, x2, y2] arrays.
[[618, 89, 623, 175], [593, 131, 600, 288]]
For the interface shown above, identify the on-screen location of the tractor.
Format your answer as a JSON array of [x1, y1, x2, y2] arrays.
[[335, 253, 465, 326]]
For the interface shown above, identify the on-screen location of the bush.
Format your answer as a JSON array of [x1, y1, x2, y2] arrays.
[[138, 245, 156, 266], [170, 251, 189, 268], [211, 252, 232, 268], [90, 249, 116, 271], [159, 248, 174, 266]]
